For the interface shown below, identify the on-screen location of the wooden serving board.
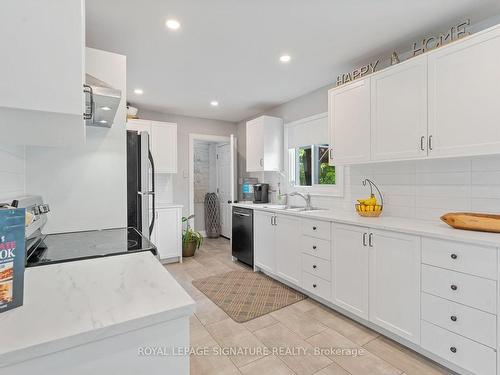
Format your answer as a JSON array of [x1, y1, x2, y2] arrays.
[[441, 212, 500, 233]]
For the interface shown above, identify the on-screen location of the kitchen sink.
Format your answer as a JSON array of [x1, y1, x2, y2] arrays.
[[283, 206, 326, 212]]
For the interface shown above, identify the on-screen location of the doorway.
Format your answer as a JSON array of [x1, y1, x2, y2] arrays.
[[189, 134, 237, 240]]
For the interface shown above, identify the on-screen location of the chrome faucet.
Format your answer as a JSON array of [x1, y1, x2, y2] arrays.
[[289, 192, 312, 211]]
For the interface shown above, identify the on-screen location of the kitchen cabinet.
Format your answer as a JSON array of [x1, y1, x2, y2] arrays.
[[369, 229, 421, 343], [328, 79, 371, 165], [127, 119, 178, 173], [332, 223, 369, 319], [246, 116, 283, 172], [254, 211, 276, 273], [0, 0, 86, 147], [275, 214, 301, 285], [151, 206, 182, 263], [428, 26, 500, 158], [370, 56, 428, 161]]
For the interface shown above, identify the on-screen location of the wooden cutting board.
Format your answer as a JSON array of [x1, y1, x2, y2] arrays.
[[441, 212, 500, 233]]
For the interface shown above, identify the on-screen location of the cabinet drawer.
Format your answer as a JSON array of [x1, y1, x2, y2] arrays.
[[421, 320, 496, 375], [422, 237, 497, 280], [422, 292, 496, 348], [301, 236, 331, 260], [421, 265, 497, 314], [301, 219, 331, 241], [302, 272, 331, 301], [302, 253, 331, 281]]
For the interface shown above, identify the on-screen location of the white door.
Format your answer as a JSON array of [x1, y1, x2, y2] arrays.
[[254, 211, 275, 273], [332, 223, 369, 319], [428, 27, 500, 158], [329, 79, 371, 165], [275, 214, 301, 285], [371, 56, 428, 161], [156, 208, 182, 261], [216, 143, 232, 239], [151, 122, 177, 173], [369, 229, 421, 344], [246, 118, 264, 172]]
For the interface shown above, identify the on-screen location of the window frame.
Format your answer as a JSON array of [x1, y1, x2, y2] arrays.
[[284, 113, 344, 197]]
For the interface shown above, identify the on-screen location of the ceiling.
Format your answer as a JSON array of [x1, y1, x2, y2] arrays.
[[86, 0, 500, 122]]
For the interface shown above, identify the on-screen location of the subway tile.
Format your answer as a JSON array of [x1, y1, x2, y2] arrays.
[[416, 196, 470, 211], [416, 185, 470, 198], [471, 185, 500, 199], [417, 172, 470, 185], [415, 158, 470, 174], [471, 155, 500, 172], [471, 198, 500, 214], [471, 171, 500, 185]]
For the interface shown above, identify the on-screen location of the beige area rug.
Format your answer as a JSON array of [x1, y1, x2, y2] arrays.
[[192, 271, 307, 323]]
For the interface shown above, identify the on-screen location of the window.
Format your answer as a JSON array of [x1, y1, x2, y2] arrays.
[[285, 113, 343, 196], [289, 145, 335, 187]]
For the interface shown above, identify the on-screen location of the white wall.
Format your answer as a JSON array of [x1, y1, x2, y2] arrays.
[[25, 48, 127, 233], [137, 109, 237, 216], [0, 145, 25, 202]]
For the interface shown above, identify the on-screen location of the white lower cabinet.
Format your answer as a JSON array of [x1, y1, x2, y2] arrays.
[[151, 206, 182, 263], [332, 224, 370, 319], [254, 211, 276, 273], [368, 229, 421, 344], [275, 215, 301, 285]]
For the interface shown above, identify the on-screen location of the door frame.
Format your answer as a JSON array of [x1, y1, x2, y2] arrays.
[[188, 133, 234, 235]]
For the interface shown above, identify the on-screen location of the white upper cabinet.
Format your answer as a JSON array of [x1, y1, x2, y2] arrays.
[[246, 116, 283, 172], [151, 122, 177, 174], [428, 26, 500, 158], [369, 229, 421, 344], [371, 56, 428, 161], [0, 0, 85, 146], [329, 79, 371, 165], [127, 119, 178, 174]]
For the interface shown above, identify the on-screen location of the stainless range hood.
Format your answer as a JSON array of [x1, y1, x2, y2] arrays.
[[84, 74, 122, 128]]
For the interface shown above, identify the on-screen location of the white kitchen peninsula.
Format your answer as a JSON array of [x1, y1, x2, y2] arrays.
[[0, 252, 195, 375]]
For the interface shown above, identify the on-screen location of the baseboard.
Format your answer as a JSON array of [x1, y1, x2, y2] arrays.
[[199, 230, 207, 237]]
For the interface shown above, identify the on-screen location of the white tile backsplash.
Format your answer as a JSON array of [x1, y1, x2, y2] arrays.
[[270, 154, 500, 222], [0, 145, 25, 201]]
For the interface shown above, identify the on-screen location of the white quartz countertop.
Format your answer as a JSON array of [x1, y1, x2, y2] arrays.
[[0, 252, 195, 367], [233, 203, 500, 248]]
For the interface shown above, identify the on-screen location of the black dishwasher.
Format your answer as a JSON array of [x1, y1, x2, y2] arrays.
[[231, 207, 253, 267]]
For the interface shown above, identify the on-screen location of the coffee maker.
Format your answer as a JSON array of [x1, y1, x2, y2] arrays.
[[253, 183, 269, 204]]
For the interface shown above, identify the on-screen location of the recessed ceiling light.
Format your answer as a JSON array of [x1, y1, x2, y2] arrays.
[[166, 19, 181, 30], [134, 88, 143, 95], [100, 106, 111, 111], [280, 54, 291, 63], [210, 100, 219, 107], [99, 120, 108, 124]]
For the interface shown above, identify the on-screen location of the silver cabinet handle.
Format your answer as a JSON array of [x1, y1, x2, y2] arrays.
[[234, 212, 250, 217], [83, 84, 94, 120], [259, 158, 264, 167], [369, 233, 373, 247], [270, 216, 273, 225], [428, 135, 433, 151], [274, 216, 277, 226], [420, 136, 425, 151], [329, 148, 333, 160], [362, 233, 367, 247]]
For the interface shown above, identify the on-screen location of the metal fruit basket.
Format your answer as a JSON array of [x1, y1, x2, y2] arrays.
[[355, 179, 384, 217]]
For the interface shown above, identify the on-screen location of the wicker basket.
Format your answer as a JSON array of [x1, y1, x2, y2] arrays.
[[355, 204, 383, 217]]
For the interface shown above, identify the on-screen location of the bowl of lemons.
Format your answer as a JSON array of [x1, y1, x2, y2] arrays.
[[355, 179, 383, 217]]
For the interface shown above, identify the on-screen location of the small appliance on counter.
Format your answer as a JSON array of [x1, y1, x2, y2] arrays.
[[241, 178, 258, 201], [253, 183, 269, 204], [10, 196, 157, 268]]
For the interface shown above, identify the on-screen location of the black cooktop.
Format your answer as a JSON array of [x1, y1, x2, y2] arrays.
[[26, 227, 157, 267]]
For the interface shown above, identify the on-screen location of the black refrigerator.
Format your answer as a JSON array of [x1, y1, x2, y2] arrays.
[[127, 130, 155, 238]]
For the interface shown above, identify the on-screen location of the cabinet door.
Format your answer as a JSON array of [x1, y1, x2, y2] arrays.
[[371, 56, 428, 161], [329, 79, 371, 165], [369, 230, 421, 344], [246, 119, 264, 172], [0, 0, 85, 146], [156, 208, 182, 260], [428, 27, 500, 158], [275, 214, 301, 285], [332, 223, 369, 319], [151, 122, 177, 173], [254, 211, 275, 273]]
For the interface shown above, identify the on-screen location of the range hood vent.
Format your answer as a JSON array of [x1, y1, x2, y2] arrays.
[[84, 74, 122, 128]]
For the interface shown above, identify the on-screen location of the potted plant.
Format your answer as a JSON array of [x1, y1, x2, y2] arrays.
[[182, 214, 203, 257]]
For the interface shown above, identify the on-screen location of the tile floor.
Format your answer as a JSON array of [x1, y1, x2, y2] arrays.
[[165, 237, 453, 375]]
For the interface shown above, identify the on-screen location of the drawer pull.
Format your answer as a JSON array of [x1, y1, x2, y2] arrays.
[[312, 245, 317, 250], [312, 284, 317, 288], [450, 253, 458, 260], [312, 264, 317, 269], [450, 284, 458, 291], [313, 226, 317, 231], [450, 346, 457, 354], [450, 315, 458, 322]]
